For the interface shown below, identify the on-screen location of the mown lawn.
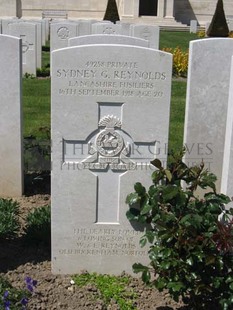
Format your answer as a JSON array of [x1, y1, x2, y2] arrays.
[[160, 31, 199, 50], [23, 78, 50, 139]]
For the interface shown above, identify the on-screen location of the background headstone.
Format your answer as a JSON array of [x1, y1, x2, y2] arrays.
[[116, 22, 131, 36], [190, 20, 198, 33], [27, 20, 42, 68], [92, 23, 121, 35], [51, 44, 172, 275], [0, 35, 23, 197], [1, 18, 18, 34], [9, 22, 37, 75], [183, 38, 233, 193], [227, 19, 233, 31], [130, 24, 160, 50], [77, 19, 92, 36], [50, 22, 78, 52]]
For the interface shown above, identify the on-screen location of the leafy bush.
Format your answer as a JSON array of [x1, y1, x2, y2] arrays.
[[207, 0, 229, 37], [103, 0, 120, 23], [197, 30, 206, 38], [0, 199, 20, 239], [162, 47, 188, 77], [73, 272, 137, 309], [24, 133, 50, 173], [24, 205, 51, 245], [0, 276, 28, 310], [0, 276, 37, 309], [24, 72, 36, 79], [42, 45, 50, 52], [36, 67, 50, 77], [126, 150, 233, 309]]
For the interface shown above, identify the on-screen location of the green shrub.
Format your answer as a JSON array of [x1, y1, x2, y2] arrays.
[[207, 0, 229, 37], [197, 30, 206, 38], [0, 276, 37, 309], [24, 72, 36, 79], [103, 0, 120, 23], [126, 150, 233, 309], [162, 47, 188, 77], [0, 276, 29, 309], [36, 67, 50, 77], [24, 133, 50, 173], [0, 199, 20, 239], [42, 45, 50, 52], [24, 205, 51, 245]]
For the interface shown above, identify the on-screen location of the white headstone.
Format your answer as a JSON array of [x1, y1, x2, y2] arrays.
[[68, 34, 149, 47], [50, 22, 79, 52], [9, 22, 37, 75], [130, 24, 160, 50], [77, 20, 92, 36], [41, 19, 47, 46], [190, 20, 198, 33], [27, 20, 42, 69], [43, 18, 50, 42], [116, 22, 131, 36], [0, 35, 23, 197], [228, 20, 233, 32], [183, 38, 233, 193], [92, 23, 121, 35], [221, 56, 233, 197], [51, 44, 172, 275], [1, 19, 14, 34]]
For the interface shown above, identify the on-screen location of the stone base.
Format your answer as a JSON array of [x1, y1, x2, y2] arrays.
[[121, 16, 187, 28]]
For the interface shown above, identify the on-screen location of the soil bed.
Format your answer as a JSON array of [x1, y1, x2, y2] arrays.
[[1, 194, 186, 309]]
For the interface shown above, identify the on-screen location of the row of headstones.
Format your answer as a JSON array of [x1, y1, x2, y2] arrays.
[[2, 34, 233, 274], [0, 18, 49, 75], [49, 20, 160, 51], [0, 18, 160, 75]]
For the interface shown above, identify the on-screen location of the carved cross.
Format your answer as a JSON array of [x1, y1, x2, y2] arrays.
[[20, 35, 34, 64], [63, 102, 156, 224]]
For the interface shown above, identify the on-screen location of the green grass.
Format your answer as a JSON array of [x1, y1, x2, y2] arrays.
[[42, 51, 50, 68], [73, 272, 137, 310], [23, 78, 50, 138], [169, 80, 187, 153], [160, 31, 200, 50]]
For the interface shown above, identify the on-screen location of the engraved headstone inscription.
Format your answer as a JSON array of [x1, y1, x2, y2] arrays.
[[183, 38, 233, 193], [0, 35, 23, 196], [51, 44, 172, 275]]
